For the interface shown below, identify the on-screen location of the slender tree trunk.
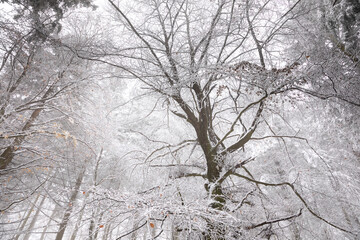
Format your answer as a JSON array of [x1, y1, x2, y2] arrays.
[[40, 204, 60, 240], [13, 204, 31, 239], [88, 210, 95, 240], [70, 199, 87, 240], [88, 148, 104, 240], [108, 224, 114, 240], [171, 222, 180, 240], [14, 194, 41, 240], [102, 223, 111, 240], [142, 226, 147, 240], [55, 169, 85, 240], [93, 211, 104, 240], [130, 212, 140, 240], [23, 195, 47, 240]]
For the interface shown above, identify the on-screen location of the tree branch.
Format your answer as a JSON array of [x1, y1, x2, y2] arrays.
[[247, 208, 303, 229], [231, 173, 355, 235]]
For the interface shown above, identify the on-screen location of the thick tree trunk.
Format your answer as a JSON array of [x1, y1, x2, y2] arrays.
[[0, 85, 54, 170]]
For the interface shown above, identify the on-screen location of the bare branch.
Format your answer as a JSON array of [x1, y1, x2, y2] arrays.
[[232, 173, 355, 235], [247, 208, 303, 230]]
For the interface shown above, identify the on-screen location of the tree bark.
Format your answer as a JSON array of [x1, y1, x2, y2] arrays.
[[40, 203, 60, 240], [13, 194, 41, 240], [102, 223, 112, 240], [70, 199, 87, 240], [88, 211, 95, 240], [23, 195, 47, 240], [55, 169, 85, 240], [0, 85, 54, 170], [93, 212, 103, 240]]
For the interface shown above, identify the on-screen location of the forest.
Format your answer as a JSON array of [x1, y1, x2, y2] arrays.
[[0, 0, 359, 239]]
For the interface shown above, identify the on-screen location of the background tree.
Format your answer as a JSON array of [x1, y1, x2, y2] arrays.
[[0, 2, 100, 239]]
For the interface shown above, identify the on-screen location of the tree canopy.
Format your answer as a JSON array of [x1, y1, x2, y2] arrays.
[[0, 0, 359, 239]]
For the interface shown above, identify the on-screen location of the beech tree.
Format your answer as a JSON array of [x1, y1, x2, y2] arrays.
[[76, 0, 359, 239], [0, 0, 359, 239]]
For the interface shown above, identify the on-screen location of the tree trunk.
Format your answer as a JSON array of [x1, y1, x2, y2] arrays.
[[40, 204, 60, 240], [108, 224, 114, 240], [88, 212, 95, 240], [13, 194, 41, 240], [102, 223, 111, 240], [70, 199, 87, 240], [0, 85, 54, 170], [93, 212, 103, 240], [23, 195, 47, 240], [171, 222, 181, 240], [55, 169, 85, 240]]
